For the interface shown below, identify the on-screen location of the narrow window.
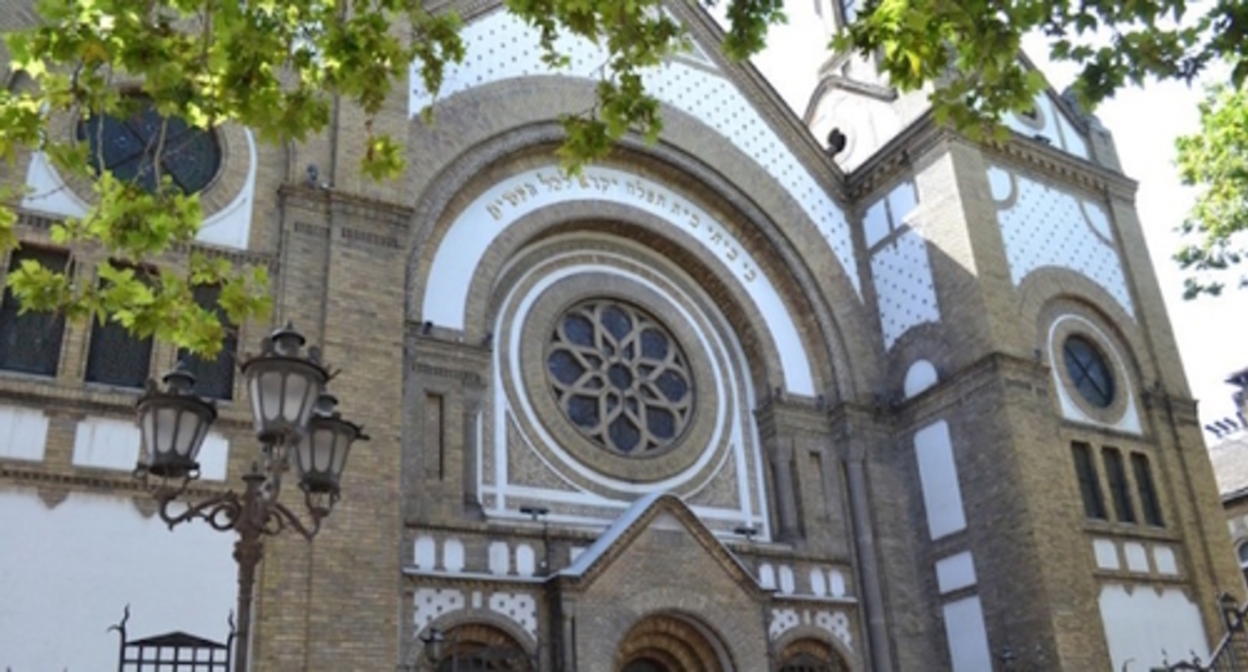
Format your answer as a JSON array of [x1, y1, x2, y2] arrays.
[[1103, 447, 1136, 523], [85, 265, 154, 389], [0, 247, 67, 376], [1238, 542, 1248, 588], [1131, 453, 1164, 526], [1071, 442, 1106, 520], [178, 285, 236, 399]]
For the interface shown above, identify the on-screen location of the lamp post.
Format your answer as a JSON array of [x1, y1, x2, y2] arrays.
[[134, 324, 368, 672]]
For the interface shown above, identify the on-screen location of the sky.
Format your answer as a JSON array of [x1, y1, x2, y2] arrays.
[[746, 4, 1248, 437]]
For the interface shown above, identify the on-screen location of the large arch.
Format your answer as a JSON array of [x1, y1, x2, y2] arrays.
[[404, 123, 877, 402], [402, 85, 881, 404]]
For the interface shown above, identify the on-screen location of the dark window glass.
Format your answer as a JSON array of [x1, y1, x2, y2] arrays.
[[0, 248, 68, 376], [1103, 447, 1136, 523], [1131, 453, 1164, 526], [178, 285, 236, 400], [1239, 542, 1248, 587], [77, 101, 221, 195], [1063, 336, 1115, 408], [85, 266, 154, 389], [1071, 442, 1106, 520]]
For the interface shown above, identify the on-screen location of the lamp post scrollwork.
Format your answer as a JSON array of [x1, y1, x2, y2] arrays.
[[134, 323, 368, 672]]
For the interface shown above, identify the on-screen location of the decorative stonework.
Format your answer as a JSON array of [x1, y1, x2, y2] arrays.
[[546, 300, 694, 456], [988, 165, 1135, 318], [411, 10, 858, 295], [871, 230, 940, 350]]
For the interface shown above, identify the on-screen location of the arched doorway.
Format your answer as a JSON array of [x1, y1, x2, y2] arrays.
[[775, 637, 849, 672], [431, 623, 534, 671], [615, 613, 729, 672]]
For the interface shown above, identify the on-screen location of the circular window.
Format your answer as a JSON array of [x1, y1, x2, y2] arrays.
[[1062, 335, 1115, 408], [546, 300, 694, 456], [77, 102, 221, 194]]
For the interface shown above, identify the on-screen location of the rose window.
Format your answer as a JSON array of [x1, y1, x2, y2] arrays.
[[546, 301, 694, 455]]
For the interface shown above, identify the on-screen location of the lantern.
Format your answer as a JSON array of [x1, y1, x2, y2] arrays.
[[293, 393, 367, 499], [239, 323, 328, 444], [136, 365, 217, 479]]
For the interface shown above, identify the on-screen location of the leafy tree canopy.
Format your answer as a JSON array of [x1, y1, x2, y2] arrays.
[[0, 0, 1244, 360]]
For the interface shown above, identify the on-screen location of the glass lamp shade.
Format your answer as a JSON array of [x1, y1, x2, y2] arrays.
[[136, 371, 217, 479], [240, 325, 328, 443], [294, 410, 366, 496]]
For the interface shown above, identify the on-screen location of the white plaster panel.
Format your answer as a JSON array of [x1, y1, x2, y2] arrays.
[[516, 544, 537, 577], [814, 611, 853, 651], [443, 538, 465, 573], [414, 536, 437, 570], [809, 568, 827, 596], [989, 166, 1135, 318], [769, 607, 800, 639], [196, 431, 229, 481], [904, 360, 939, 399], [0, 490, 234, 672], [488, 541, 510, 576], [759, 563, 777, 589], [193, 129, 258, 250], [779, 565, 796, 594], [1124, 542, 1150, 573], [72, 416, 141, 471], [863, 200, 890, 248], [1093, 538, 1120, 570], [1153, 546, 1178, 576], [914, 421, 967, 540], [828, 569, 846, 598], [935, 551, 977, 594], [942, 596, 994, 672], [425, 166, 816, 395], [886, 180, 918, 224], [1098, 584, 1209, 672], [871, 229, 941, 350], [413, 588, 466, 631], [411, 10, 858, 295], [1004, 91, 1089, 160], [488, 592, 538, 639], [0, 404, 49, 461], [472, 591, 484, 609]]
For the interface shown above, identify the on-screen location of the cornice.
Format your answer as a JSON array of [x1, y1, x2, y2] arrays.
[[279, 184, 415, 230], [846, 111, 1139, 206]]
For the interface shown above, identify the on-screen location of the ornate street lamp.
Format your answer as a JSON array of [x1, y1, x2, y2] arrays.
[[135, 323, 367, 672]]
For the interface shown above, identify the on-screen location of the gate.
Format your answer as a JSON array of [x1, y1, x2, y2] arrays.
[[111, 606, 234, 672]]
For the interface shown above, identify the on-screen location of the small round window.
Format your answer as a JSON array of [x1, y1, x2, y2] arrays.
[[1062, 335, 1115, 408], [77, 101, 221, 194], [546, 300, 694, 456]]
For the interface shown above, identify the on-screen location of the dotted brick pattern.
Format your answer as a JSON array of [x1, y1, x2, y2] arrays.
[[410, 10, 858, 296], [769, 607, 800, 639], [413, 587, 465, 631], [870, 229, 940, 349], [989, 166, 1135, 318], [814, 610, 853, 650], [487, 592, 538, 638]]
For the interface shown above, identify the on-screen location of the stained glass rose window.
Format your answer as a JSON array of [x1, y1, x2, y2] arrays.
[[547, 300, 694, 455]]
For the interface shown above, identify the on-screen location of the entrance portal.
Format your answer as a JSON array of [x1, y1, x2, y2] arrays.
[[614, 613, 727, 672]]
